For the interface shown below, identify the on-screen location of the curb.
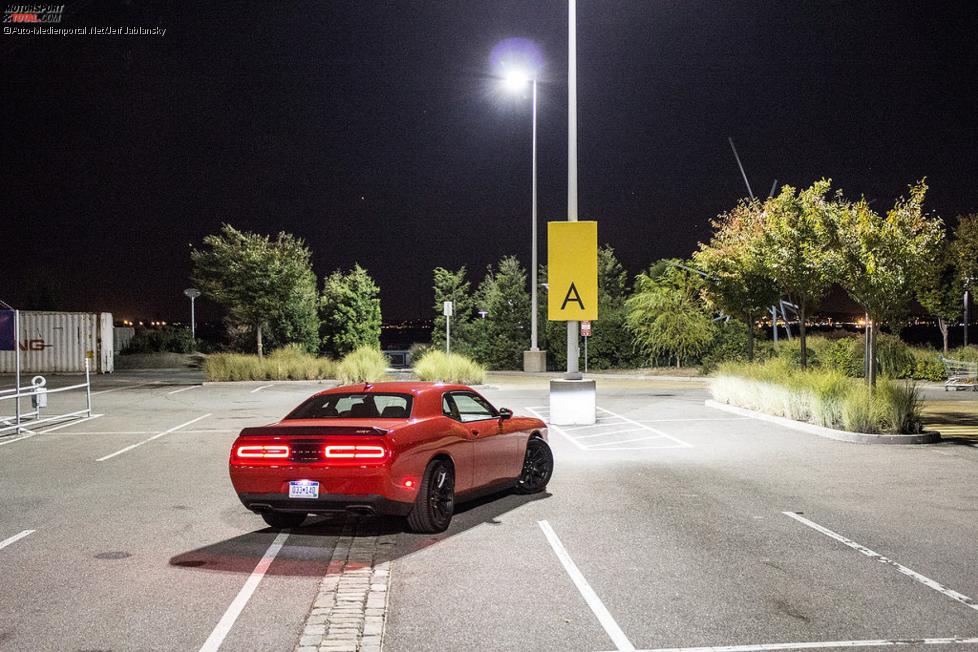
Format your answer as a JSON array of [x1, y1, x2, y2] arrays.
[[704, 399, 941, 445]]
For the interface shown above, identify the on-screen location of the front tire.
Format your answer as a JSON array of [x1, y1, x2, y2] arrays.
[[261, 511, 307, 529], [515, 438, 553, 494], [407, 459, 455, 533]]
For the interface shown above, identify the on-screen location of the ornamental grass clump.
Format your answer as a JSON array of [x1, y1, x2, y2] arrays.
[[204, 348, 335, 381], [712, 359, 922, 434], [264, 345, 335, 380], [413, 350, 486, 385], [336, 346, 388, 384]]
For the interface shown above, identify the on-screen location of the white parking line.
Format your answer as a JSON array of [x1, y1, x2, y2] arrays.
[[91, 381, 161, 396], [96, 414, 212, 461], [634, 417, 751, 423], [250, 384, 274, 393], [526, 410, 588, 450], [538, 520, 634, 651], [576, 428, 646, 440], [622, 636, 978, 652], [783, 512, 978, 612], [37, 414, 104, 433], [167, 385, 200, 396], [588, 435, 671, 447], [597, 407, 693, 448], [0, 433, 35, 446], [527, 406, 692, 451], [198, 531, 289, 652], [0, 529, 35, 551], [564, 420, 628, 431]]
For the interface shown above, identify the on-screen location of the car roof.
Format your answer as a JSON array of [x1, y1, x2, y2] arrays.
[[315, 381, 473, 397]]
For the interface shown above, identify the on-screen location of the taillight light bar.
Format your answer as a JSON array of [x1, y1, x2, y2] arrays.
[[323, 445, 386, 460], [236, 444, 290, 459]]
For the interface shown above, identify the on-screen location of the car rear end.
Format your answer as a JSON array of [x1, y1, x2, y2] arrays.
[[229, 423, 415, 517]]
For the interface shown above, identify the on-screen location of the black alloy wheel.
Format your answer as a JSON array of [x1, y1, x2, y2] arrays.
[[515, 438, 553, 494], [261, 511, 307, 529], [407, 459, 455, 533]]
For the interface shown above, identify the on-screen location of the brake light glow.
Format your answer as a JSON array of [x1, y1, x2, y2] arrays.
[[236, 444, 290, 459], [323, 445, 386, 459]]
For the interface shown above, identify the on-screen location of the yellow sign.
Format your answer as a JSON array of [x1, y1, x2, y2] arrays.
[[548, 221, 598, 321]]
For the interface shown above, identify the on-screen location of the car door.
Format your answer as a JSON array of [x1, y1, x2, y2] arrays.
[[448, 392, 515, 488]]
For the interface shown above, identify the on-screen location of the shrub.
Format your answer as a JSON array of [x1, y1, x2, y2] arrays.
[[875, 333, 914, 379], [413, 350, 486, 385], [336, 346, 388, 384], [124, 326, 195, 354], [711, 359, 923, 434], [204, 347, 335, 381], [824, 337, 864, 377], [909, 347, 945, 382]]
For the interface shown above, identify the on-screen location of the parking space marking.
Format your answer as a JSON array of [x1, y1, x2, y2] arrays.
[[250, 384, 274, 393], [37, 414, 104, 433], [576, 428, 646, 439], [96, 413, 212, 461], [597, 408, 693, 448], [0, 433, 35, 446], [0, 529, 35, 551], [538, 520, 635, 651], [198, 531, 289, 652], [622, 636, 978, 651], [783, 512, 978, 612], [91, 381, 162, 396], [167, 385, 200, 396], [564, 420, 628, 431], [634, 417, 751, 423], [526, 406, 692, 451]]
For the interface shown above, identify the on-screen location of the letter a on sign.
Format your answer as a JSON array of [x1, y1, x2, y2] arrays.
[[548, 221, 598, 321]]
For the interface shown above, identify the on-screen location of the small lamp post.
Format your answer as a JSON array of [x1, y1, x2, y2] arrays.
[[183, 288, 201, 341]]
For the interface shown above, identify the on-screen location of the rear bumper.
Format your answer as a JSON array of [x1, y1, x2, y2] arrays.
[[238, 491, 414, 516]]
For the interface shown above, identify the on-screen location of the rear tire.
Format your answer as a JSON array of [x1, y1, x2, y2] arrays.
[[261, 511, 307, 529], [406, 459, 455, 533], [515, 438, 553, 494]]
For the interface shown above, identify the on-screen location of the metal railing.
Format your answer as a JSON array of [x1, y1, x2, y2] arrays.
[[941, 357, 978, 392], [0, 359, 93, 435]]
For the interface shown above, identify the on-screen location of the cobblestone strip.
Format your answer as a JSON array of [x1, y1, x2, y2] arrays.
[[296, 519, 397, 652]]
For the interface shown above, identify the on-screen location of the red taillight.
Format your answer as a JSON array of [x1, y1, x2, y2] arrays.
[[236, 444, 290, 459], [323, 445, 386, 460]]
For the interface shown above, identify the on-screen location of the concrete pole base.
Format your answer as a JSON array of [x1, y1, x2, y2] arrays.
[[523, 350, 547, 373], [549, 378, 596, 425]]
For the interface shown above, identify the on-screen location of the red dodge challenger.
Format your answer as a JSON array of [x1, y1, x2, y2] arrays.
[[229, 382, 553, 533]]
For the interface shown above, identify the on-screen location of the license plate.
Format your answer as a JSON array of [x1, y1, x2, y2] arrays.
[[288, 480, 319, 499]]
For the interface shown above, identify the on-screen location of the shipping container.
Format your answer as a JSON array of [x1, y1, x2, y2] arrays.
[[0, 311, 114, 374]]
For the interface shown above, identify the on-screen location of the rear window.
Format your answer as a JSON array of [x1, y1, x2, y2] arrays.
[[285, 393, 413, 420]]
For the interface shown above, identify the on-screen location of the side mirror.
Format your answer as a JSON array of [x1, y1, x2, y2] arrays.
[[498, 407, 513, 421]]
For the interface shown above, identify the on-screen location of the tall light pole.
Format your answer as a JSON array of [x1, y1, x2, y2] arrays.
[[183, 288, 201, 341], [566, 0, 581, 380], [501, 71, 539, 353]]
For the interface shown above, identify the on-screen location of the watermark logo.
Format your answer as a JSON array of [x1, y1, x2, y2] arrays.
[[3, 4, 64, 23]]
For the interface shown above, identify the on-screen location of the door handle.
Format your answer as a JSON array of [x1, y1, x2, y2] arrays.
[[471, 430, 479, 437]]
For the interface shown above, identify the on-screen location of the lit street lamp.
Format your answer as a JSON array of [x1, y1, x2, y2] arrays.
[[183, 288, 201, 341]]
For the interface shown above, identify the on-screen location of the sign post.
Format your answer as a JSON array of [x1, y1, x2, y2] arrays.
[[443, 301, 453, 354], [581, 320, 591, 373], [1, 306, 21, 432], [547, 221, 598, 425]]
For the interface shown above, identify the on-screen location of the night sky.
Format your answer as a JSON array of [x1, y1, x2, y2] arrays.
[[4, 1, 978, 322]]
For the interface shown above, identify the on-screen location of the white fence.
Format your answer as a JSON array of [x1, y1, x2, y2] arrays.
[[0, 360, 93, 436]]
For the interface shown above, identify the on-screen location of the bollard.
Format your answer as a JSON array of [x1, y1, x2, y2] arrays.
[[85, 358, 92, 417]]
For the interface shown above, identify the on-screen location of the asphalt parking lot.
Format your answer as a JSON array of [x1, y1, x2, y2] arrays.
[[2, 371, 978, 652]]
